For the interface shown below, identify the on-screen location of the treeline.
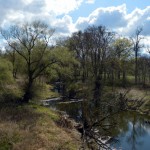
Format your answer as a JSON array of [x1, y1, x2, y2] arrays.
[[66, 26, 150, 87], [0, 21, 149, 104]]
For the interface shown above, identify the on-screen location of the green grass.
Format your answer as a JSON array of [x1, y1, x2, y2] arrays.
[[0, 103, 81, 150], [29, 103, 59, 121]]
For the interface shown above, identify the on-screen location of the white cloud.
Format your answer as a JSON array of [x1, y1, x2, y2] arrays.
[[75, 4, 150, 38], [44, 0, 83, 15], [0, 0, 83, 24], [139, 36, 150, 54], [0, 1, 150, 41], [124, 6, 150, 36], [86, 0, 95, 4], [75, 4, 127, 30], [51, 15, 76, 36], [0, 0, 83, 37]]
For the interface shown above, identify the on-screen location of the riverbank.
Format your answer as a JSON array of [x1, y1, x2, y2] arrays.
[[122, 88, 150, 116], [0, 103, 81, 150]]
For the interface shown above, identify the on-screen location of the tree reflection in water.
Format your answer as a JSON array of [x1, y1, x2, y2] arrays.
[[54, 95, 150, 150], [110, 112, 150, 150], [79, 93, 128, 149]]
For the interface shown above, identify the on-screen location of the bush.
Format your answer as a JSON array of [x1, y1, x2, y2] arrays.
[[0, 58, 22, 103], [29, 82, 55, 101]]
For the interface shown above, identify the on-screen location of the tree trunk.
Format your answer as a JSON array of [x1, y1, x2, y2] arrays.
[[22, 78, 33, 103], [122, 71, 126, 87], [93, 75, 102, 107], [111, 69, 114, 91], [118, 70, 121, 80], [135, 50, 138, 85], [104, 71, 106, 82]]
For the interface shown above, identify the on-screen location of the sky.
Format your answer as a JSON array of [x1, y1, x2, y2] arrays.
[[0, 0, 150, 49]]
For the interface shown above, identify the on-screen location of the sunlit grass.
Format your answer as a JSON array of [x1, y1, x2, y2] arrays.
[[0, 104, 81, 150]]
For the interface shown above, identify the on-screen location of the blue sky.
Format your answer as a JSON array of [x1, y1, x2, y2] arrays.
[[0, 0, 150, 48]]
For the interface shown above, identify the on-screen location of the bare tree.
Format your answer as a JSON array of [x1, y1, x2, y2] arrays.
[[131, 27, 144, 85], [68, 26, 114, 105], [85, 26, 114, 103]]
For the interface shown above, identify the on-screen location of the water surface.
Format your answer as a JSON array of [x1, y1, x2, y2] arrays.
[[49, 101, 150, 150]]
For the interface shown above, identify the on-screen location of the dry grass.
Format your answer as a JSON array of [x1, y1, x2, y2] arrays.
[[0, 104, 81, 150], [118, 87, 150, 115]]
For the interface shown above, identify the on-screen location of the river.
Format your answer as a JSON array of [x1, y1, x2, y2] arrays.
[[48, 100, 150, 150]]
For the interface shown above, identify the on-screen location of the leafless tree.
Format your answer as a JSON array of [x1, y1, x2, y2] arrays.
[[131, 27, 144, 85]]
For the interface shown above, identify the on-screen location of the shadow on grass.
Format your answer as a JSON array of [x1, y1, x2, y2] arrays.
[[0, 102, 41, 127], [0, 102, 80, 150], [0, 102, 42, 150]]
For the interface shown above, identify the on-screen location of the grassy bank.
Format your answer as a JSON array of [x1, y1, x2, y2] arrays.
[[118, 87, 150, 115], [0, 103, 81, 150]]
